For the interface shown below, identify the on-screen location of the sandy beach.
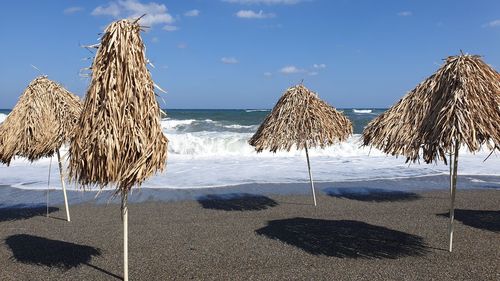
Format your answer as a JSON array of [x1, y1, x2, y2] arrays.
[[0, 185, 498, 281], [1, 2, 499, 281]]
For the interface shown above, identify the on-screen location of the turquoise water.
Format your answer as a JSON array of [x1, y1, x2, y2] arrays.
[[162, 108, 385, 134], [1, 108, 385, 134]]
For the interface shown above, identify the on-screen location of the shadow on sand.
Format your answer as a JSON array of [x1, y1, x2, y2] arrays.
[[323, 187, 421, 202], [437, 209, 500, 232], [0, 206, 60, 222], [6, 234, 100, 269], [5, 234, 120, 279], [198, 193, 278, 211], [256, 218, 428, 259]]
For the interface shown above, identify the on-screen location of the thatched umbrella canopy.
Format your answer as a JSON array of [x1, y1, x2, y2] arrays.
[[249, 84, 353, 205], [362, 54, 500, 252], [0, 76, 82, 221], [69, 18, 168, 281], [0, 76, 81, 164]]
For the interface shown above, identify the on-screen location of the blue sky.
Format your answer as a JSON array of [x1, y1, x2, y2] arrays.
[[0, 0, 499, 109]]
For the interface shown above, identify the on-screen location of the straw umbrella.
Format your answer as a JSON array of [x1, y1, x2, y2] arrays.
[[69, 18, 168, 281], [249, 84, 353, 206], [0, 76, 82, 222], [362, 54, 500, 252]]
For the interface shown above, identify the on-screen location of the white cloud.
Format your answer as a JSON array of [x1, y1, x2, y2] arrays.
[[264, 72, 273, 77], [92, 0, 174, 27], [308, 71, 318, 76], [221, 57, 239, 64], [280, 65, 304, 74], [177, 43, 188, 49], [236, 10, 275, 19], [483, 19, 500, 28], [92, 2, 121, 17], [163, 25, 179, 31], [64, 7, 84, 15], [223, 0, 302, 5], [397, 11, 412, 17], [313, 63, 326, 69], [184, 9, 200, 17], [151, 37, 159, 43]]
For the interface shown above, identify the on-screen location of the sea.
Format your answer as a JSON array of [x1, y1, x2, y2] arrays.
[[0, 108, 499, 191]]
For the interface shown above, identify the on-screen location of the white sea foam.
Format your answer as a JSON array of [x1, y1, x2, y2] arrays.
[[168, 132, 255, 156], [3, 145, 499, 190], [223, 124, 257, 129], [1, 116, 499, 190], [353, 109, 372, 113], [161, 119, 195, 130], [0, 113, 7, 123], [166, 126, 386, 157]]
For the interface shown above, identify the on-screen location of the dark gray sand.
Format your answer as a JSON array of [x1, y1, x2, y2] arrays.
[[0, 189, 499, 280]]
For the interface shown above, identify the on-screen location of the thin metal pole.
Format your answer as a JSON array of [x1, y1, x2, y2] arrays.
[[305, 145, 317, 206], [57, 149, 71, 222], [448, 142, 459, 252], [46, 156, 53, 217], [122, 193, 129, 281]]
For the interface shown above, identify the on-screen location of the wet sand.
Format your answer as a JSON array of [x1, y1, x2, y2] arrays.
[[0, 188, 498, 280]]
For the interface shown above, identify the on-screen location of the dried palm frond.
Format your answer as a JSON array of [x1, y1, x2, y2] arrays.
[[362, 54, 500, 163], [69, 19, 168, 195], [0, 76, 82, 165], [250, 84, 352, 152]]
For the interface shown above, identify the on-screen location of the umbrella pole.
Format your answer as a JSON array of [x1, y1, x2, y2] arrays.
[[305, 145, 317, 206], [448, 142, 459, 252], [122, 193, 129, 281], [46, 156, 53, 217], [57, 149, 71, 222], [449, 153, 453, 196]]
